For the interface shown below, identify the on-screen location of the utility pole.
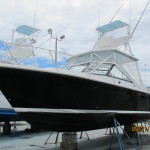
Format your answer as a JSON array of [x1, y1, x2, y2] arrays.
[[48, 29, 65, 69]]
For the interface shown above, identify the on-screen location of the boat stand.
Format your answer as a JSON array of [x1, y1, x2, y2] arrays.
[[133, 131, 147, 146], [10, 121, 19, 137], [109, 118, 139, 150], [133, 122, 147, 146], [79, 131, 90, 140], [105, 127, 115, 135], [44, 132, 60, 145]]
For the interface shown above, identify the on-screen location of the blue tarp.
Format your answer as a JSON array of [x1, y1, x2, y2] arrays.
[[16, 25, 39, 36], [96, 20, 128, 33]]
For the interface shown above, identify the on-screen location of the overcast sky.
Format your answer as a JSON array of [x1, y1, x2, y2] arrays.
[[0, 0, 150, 85]]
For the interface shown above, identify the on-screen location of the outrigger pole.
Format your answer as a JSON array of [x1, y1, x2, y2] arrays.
[[130, 0, 150, 38], [98, 2, 126, 39], [109, 2, 126, 23]]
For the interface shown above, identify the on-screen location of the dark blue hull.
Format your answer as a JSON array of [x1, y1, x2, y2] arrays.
[[0, 66, 149, 131]]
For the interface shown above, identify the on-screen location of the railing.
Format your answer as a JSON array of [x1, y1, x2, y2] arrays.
[[0, 41, 107, 70], [0, 41, 146, 91], [0, 41, 72, 68]]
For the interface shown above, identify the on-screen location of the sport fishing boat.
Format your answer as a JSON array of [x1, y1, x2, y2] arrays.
[[0, 90, 21, 134], [0, 20, 150, 132]]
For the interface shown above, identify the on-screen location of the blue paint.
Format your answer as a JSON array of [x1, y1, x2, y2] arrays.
[[96, 20, 128, 33], [16, 25, 39, 36], [0, 109, 17, 115], [0, 109, 21, 122]]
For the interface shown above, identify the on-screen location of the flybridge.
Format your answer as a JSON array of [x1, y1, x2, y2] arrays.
[[67, 20, 144, 90], [94, 20, 131, 55], [0, 25, 41, 64]]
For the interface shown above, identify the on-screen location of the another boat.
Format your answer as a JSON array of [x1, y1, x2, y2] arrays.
[[0, 40, 22, 134], [0, 91, 20, 122], [0, 20, 150, 132]]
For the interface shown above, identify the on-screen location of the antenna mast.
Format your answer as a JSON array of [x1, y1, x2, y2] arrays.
[[130, 0, 150, 38]]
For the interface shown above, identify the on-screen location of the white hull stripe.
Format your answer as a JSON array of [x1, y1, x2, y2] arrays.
[[14, 108, 150, 115]]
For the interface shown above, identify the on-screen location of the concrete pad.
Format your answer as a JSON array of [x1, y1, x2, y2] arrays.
[[0, 122, 150, 150]]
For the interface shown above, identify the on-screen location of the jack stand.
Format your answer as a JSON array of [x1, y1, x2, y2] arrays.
[[105, 127, 115, 135], [133, 123, 147, 146], [144, 121, 150, 142], [10, 121, 19, 137], [109, 118, 139, 150], [79, 131, 90, 140], [133, 131, 147, 146], [44, 132, 60, 145]]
